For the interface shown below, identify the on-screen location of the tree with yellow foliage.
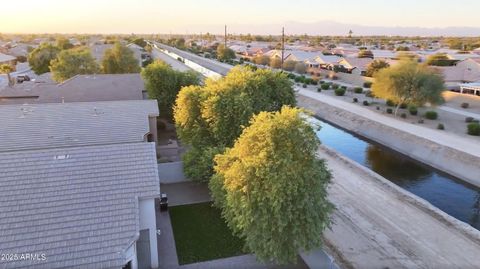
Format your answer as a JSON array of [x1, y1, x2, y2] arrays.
[[372, 59, 444, 115], [210, 106, 332, 264], [174, 66, 296, 181]]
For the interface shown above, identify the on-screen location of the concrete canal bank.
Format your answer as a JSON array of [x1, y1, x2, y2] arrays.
[[298, 90, 480, 188]]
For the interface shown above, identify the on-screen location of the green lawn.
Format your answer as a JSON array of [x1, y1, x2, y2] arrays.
[[169, 202, 247, 265]]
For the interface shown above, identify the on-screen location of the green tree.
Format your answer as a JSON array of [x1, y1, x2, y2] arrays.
[[56, 37, 74, 50], [174, 66, 296, 182], [28, 43, 60, 75], [50, 47, 100, 82], [142, 61, 200, 121], [372, 59, 445, 115], [253, 55, 270, 66], [145, 44, 153, 53], [131, 38, 147, 48], [426, 53, 457, 66], [365, 59, 390, 77], [358, 49, 374, 58], [210, 106, 333, 264], [101, 42, 140, 74], [217, 44, 236, 61], [0, 64, 14, 86]]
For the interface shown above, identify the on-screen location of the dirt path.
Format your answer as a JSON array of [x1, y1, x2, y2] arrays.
[[319, 146, 480, 269]]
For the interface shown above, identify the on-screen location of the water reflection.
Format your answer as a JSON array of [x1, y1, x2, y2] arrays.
[[365, 145, 432, 185], [315, 118, 480, 230]]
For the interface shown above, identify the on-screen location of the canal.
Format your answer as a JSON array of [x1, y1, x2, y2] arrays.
[[315, 118, 480, 230]]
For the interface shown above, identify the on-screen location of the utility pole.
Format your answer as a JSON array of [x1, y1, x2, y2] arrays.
[[224, 25, 228, 48], [281, 27, 285, 71]]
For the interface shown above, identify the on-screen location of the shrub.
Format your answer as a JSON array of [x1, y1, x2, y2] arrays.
[[335, 88, 346, 96], [319, 80, 325, 84], [386, 99, 395, 107], [473, 119, 480, 123], [302, 84, 307, 88], [317, 87, 322, 92], [363, 100, 370, 106], [353, 97, 358, 103], [409, 106, 418, 115], [294, 77, 301, 82], [321, 84, 330, 90], [332, 84, 339, 90], [386, 108, 393, 114], [311, 80, 318, 85], [364, 90, 374, 98], [363, 81, 373, 88], [437, 123, 445, 130], [461, 102, 469, 109], [341, 86, 347, 90], [400, 113, 407, 118], [354, 87, 363, 94], [400, 103, 408, 109], [425, 111, 438, 120], [467, 123, 480, 136], [466, 117, 474, 123]]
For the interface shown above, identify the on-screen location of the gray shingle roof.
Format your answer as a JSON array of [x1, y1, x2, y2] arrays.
[[0, 74, 145, 105], [0, 100, 158, 152], [0, 142, 160, 269]]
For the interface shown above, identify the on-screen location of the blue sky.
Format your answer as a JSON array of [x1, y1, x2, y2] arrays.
[[1, 0, 479, 34]]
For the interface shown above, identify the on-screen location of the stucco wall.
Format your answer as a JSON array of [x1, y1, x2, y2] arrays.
[[139, 198, 159, 268]]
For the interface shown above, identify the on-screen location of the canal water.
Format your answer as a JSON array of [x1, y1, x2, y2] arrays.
[[315, 118, 480, 230]]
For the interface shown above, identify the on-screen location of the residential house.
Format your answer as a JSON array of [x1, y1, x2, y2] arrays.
[[459, 82, 480, 96], [0, 52, 17, 68], [0, 73, 147, 104], [338, 57, 373, 75], [284, 51, 321, 68], [313, 54, 343, 69], [0, 100, 160, 269], [435, 58, 480, 89]]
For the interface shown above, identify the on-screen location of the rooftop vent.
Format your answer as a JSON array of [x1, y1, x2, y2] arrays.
[[54, 154, 70, 160]]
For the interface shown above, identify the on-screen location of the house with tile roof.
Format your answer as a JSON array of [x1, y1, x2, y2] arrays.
[[338, 57, 374, 75], [0, 100, 161, 269], [0, 52, 17, 67], [0, 73, 147, 105]]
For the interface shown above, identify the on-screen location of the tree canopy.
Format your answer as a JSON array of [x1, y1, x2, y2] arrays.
[[365, 59, 389, 77], [425, 53, 457, 66], [253, 55, 270, 66], [358, 49, 374, 58], [217, 44, 236, 61], [372, 59, 445, 114], [101, 42, 140, 74], [269, 57, 282, 69], [50, 47, 99, 82], [142, 60, 200, 121], [209, 106, 333, 264], [174, 66, 296, 181], [282, 60, 296, 71], [56, 37, 74, 50], [27, 43, 60, 75]]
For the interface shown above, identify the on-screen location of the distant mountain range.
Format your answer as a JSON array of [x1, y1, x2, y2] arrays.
[[183, 20, 480, 37]]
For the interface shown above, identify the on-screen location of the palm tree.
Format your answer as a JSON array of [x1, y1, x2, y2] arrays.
[[0, 64, 14, 87]]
